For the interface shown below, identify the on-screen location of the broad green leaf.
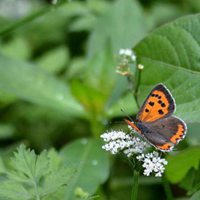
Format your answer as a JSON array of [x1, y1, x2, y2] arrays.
[[187, 123, 200, 143], [36, 46, 69, 74], [165, 147, 200, 183], [190, 190, 200, 200], [87, 0, 148, 57], [134, 14, 200, 123], [60, 138, 109, 200], [0, 55, 84, 117]]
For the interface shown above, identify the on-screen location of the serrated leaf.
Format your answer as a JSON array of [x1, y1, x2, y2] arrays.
[[0, 55, 84, 117], [9, 145, 48, 183], [190, 190, 200, 200], [0, 144, 74, 200], [60, 138, 109, 200], [134, 14, 200, 123], [165, 147, 200, 183]]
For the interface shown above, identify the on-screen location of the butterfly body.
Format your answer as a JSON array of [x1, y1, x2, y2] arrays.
[[126, 84, 187, 152]]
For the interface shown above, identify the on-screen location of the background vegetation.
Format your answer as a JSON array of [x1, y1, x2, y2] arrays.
[[0, 0, 200, 199]]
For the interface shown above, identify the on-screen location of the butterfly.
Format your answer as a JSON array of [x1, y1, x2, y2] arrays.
[[125, 83, 187, 152]]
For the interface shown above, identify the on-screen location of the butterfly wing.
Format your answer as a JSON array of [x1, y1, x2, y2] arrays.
[[137, 84, 175, 122], [138, 116, 187, 152]]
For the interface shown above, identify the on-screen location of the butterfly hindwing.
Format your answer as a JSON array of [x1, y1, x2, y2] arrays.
[[137, 84, 175, 122], [137, 116, 187, 152]]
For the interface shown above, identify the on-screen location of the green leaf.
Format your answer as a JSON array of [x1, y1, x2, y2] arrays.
[[134, 14, 200, 123], [71, 49, 116, 116], [0, 145, 75, 200], [0, 37, 31, 60], [36, 46, 69, 74], [190, 190, 200, 200], [165, 147, 200, 183], [0, 124, 15, 139], [87, 0, 148, 57], [0, 55, 84, 117], [60, 138, 109, 200], [179, 168, 200, 195], [107, 92, 138, 118]]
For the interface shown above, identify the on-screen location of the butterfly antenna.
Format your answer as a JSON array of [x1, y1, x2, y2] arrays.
[[120, 108, 134, 122]]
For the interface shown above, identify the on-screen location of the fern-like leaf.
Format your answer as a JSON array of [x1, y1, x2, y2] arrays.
[[0, 144, 75, 200]]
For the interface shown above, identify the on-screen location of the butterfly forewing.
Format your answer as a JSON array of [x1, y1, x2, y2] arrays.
[[137, 84, 175, 122]]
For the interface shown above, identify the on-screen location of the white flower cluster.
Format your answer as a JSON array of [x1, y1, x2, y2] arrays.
[[101, 130, 148, 157], [119, 49, 136, 63], [136, 151, 168, 177], [101, 130, 168, 177]]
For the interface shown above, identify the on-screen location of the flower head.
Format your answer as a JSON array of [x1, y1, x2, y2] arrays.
[[118, 49, 136, 64], [101, 130, 148, 157], [136, 151, 168, 177]]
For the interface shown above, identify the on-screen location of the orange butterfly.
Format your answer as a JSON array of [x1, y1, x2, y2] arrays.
[[125, 84, 187, 152]]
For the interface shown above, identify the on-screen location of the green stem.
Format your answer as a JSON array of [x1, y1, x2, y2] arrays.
[[90, 115, 103, 138], [131, 170, 139, 200], [34, 181, 41, 200], [134, 68, 142, 109], [0, 2, 65, 36], [162, 176, 174, 200]]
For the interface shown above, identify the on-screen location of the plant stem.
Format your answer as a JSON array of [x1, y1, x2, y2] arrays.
[[133, 67, 142, 109], [131, 170, 139, 200], [0, 2, 65, 36], [162, 176, 174, 200]]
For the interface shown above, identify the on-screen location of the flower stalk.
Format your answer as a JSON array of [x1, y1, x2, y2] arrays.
[[131, 169, 139, 200]]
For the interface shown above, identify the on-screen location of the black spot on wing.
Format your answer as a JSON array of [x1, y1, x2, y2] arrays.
[[158, 109, 164, 115], [145, 108, 149, 113], [149, 101, 154, 106], [153, 84, 175, 112], [161, 103, 166, 107]]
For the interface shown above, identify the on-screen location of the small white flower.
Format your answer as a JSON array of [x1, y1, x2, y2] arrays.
[[124, 49, 132, 56], [136, 151, 168, 177], [119, 49, 126, 55], [101, 130, 148, 157], [118, 48, 136, 63], [137, 64, 144, 70], [52, 0, 58, 4]]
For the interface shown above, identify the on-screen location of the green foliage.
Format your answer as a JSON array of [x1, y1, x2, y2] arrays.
[[87, 0, 148, 58], [60, 138, 109, 200], [0, 144, 74, 200], [0, 124, 15, 139], [165, 147, 200, 183], [0, 0, 200, 200], [134, 14, 200, 123], [36, 46, 69, 74], [190, 190, 200, 200], [0, 55, 84, 117]]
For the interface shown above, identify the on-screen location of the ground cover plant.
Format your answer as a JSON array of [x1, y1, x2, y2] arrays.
[[0, 0, 200, 199]]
